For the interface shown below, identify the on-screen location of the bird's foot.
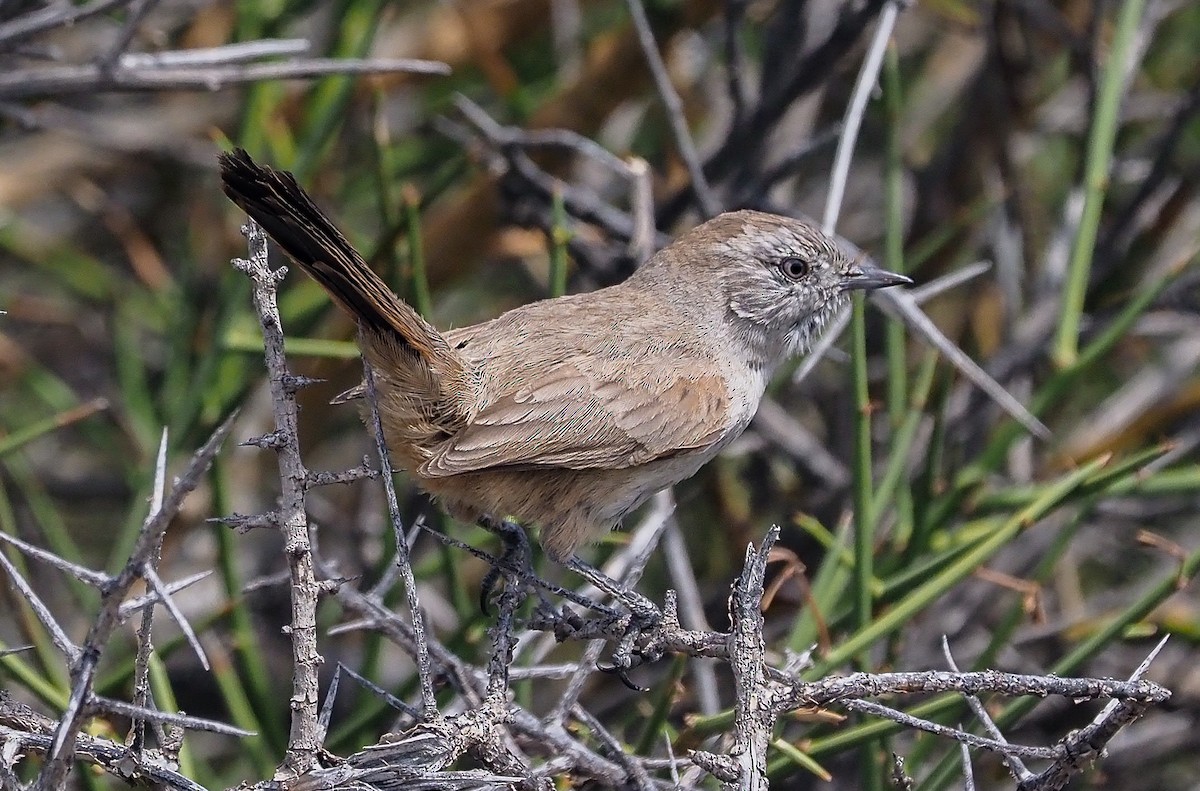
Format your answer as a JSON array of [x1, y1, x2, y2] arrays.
[[596, 611, 666, 691], [564, 556, 665, 688], [477, 517, 533, 615]]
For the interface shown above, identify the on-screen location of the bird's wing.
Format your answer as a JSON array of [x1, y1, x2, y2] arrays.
[[419, 359, 732, 476]]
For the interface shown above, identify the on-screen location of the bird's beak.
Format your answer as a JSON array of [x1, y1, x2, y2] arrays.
[[840, 259, 913, 292]]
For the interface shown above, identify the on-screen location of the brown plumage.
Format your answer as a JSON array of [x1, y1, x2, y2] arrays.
[[219, 149, 909, 560]]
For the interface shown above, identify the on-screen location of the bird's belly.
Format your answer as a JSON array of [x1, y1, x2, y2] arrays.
[[587, 452, 713, 524], [414, 445, 724, 561]]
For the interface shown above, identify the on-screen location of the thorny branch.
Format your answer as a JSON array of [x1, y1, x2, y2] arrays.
[[26, 412, 237, 791], [725, 529, 780, 790], [361, 360, 438, 721], [234, 220, 324, 779], [230, 220, 549, 791], [129, 430, 171, 761]]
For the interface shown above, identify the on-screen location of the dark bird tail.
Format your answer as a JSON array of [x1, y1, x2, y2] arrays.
[[218, 148, 463, 386]]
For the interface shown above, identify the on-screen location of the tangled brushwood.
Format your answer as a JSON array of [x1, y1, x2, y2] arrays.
[[1, 0, 1196, 789]]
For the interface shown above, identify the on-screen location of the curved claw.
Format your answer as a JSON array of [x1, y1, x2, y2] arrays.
[[594, 619, 664, 691], [479, 566, 501, 616], [597, 660, 648, 692]]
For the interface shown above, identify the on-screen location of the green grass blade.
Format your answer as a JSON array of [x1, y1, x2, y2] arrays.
[[1052, 0, 1149, 366]]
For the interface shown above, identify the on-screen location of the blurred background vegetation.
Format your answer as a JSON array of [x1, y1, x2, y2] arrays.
[[1, 0, 1199, 788]]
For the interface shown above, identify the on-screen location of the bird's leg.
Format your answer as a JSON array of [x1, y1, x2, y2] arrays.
[[476, 516, 534, 614]]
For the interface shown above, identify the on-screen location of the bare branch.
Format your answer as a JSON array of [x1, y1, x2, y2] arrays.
[[141, 565, 209, 671], [842, 699, 1058, 760], [234, 219, 322, 777], [0, 531, 108, 588], [3, 725, 207, 791], [0, 0, 136, 48], [0, 550, 79, 663], [362, 359, 438, 722], [725, 527, 781, 791], [32, 410, 236, 789], [117, 571, 213, 622], [1017, 636, 1172, 791], [822, 0, 904, 234], [0, 58, 450, 102], [942, 636, 1034, 782], [624, 0, 720, 218], [129, 428, 170, 757], [91, 696, 253, 738], [98, 0, 159, 70], [783, 670, 1169, 709]]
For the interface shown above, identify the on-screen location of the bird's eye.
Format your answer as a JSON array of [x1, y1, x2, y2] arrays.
[[779, 256, 811, 281]]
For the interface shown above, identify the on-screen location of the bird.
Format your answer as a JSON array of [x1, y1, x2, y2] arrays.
[[218, 148, 910, 599]]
